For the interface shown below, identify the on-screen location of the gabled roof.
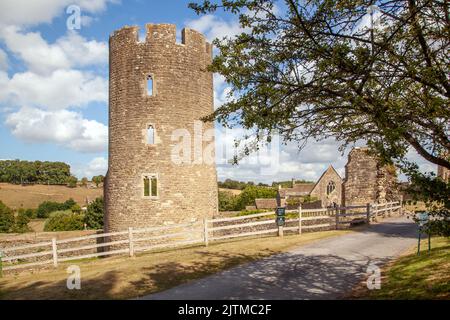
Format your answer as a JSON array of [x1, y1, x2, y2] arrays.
[[278, 183, 315, 198], [310, 165, 343, 195], [255, 198, 278, 209]]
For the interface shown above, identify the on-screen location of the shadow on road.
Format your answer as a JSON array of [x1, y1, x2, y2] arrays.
[[143, 251, 391, 300], [355, 217, 418, 240]]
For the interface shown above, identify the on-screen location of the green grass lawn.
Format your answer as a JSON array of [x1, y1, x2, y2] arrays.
[[367, 237, 450, 299]]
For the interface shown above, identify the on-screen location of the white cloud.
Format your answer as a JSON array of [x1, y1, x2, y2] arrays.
[[2, 69, 107, 110], [5, 107, 107, 153], [56, 32, 108, 68], [0, 49, 8, 71], [0, 0, 112, 156], [186, 15, 244, 42], [72, 157, 107, 179], [215, 127, 350, 183], [80, 15, 95, 27], [0, 27, 107, 75], [0, 0, 117, 28]]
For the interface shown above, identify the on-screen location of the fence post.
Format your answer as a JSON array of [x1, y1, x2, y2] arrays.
[[278, 225, 284, 237], [366, 203, 371, 224], [298, 205, 302, 235], [52, 238, 58, 268], [399, 199, 403, 216], [203, 218, 209, 247], [128, 227, 134, 257]]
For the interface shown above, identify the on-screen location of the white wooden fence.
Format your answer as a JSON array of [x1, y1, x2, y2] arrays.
[[334, 201, 402, 227], [0, 200, 402, 273]]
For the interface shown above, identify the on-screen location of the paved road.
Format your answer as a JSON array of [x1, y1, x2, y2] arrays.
[[141, 217, 417, 300]]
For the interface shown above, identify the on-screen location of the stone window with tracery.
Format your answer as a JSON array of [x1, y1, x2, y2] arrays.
[[327, 181, 336, 195]]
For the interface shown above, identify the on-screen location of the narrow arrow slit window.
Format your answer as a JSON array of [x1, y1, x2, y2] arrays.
[[147, 75, 153, 96], [147, 125, 155, 145]]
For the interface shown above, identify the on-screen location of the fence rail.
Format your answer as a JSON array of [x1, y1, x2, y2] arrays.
[[0, 200, 403, 273]]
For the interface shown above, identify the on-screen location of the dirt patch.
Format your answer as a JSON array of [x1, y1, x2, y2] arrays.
[[0, 183, 103, 209]]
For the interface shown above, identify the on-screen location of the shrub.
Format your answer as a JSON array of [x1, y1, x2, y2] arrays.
[[48, 209, 71, 218], [44, 211, 85, 231], [92, 175, 104, 187], [84, 197, 104, 230], [237, 186, 278, 210], [286, 197, 301, 208], [66, 175, 78, 188], [36, 201, 63, 218], [70, 204, 82, 214], [36, 198, 78, 218], [0, 201, 14, 233], [12, 210, 31, 233], [24, 208, 37, 219], [63, 198, 77, 209], [218, 191, 240, 211], [80, 177, 88, 187]]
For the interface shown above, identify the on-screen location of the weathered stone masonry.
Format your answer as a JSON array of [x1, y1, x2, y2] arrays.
[[342, 147, 399, 206], [105, 24, 218, 232]]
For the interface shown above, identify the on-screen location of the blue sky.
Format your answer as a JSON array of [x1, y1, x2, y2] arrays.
[[0, 0, 435, 183]]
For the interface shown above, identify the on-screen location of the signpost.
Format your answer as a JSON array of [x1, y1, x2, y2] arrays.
[[416, 212, 430, 256], [276, 207, 286, 237]]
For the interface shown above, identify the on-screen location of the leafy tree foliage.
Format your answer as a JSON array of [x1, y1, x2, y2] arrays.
[[36, 198, 78, 219], [0, 160, 71, 185], [218, 191, 241, 211], [12, 210, 31, 233], [219, 179, 258, 190], [44, 210, 85, 232], [190, 0, 449, 233], [219, 186, 278, 211], [0, 201, 14, 233], [237, 185, 278, 209], [92, 175, 105, 187], [66, 175, 78, 188], [81, 177, 88, 187], [403, 162, 450, 236], [23, 208, 37, 219], [189, 0, 449, 169], [84, 197, 104, 230]]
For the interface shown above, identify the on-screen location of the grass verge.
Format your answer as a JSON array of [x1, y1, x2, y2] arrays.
[[0, 230, 349, 300], [350, 236, 450, 300]]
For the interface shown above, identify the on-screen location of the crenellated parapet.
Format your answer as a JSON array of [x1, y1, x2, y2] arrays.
[[109, 24, 212, 60]]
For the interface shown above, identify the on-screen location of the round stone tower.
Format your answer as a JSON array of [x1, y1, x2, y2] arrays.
[[105, 24, 218, 232]]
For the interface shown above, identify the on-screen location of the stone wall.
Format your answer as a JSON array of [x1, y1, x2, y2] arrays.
[[105, 24, 218, 232], [310, 166, 343, 207], [438, 165, 450, 182], [342, 148, 399, 206]]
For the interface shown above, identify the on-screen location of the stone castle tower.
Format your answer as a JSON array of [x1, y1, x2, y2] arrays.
[[342, 148, 399, 206], [105, 24, 218, 232]]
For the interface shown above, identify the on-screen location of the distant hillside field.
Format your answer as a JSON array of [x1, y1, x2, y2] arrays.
[[0, 183, 103, 209], [219, 188, 242, 196]]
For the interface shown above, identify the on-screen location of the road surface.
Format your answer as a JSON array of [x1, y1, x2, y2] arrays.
[[141, 216, 417, 300]]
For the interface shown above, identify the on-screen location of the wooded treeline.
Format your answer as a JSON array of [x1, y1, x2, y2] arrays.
[[0, 160, 71, 185]]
